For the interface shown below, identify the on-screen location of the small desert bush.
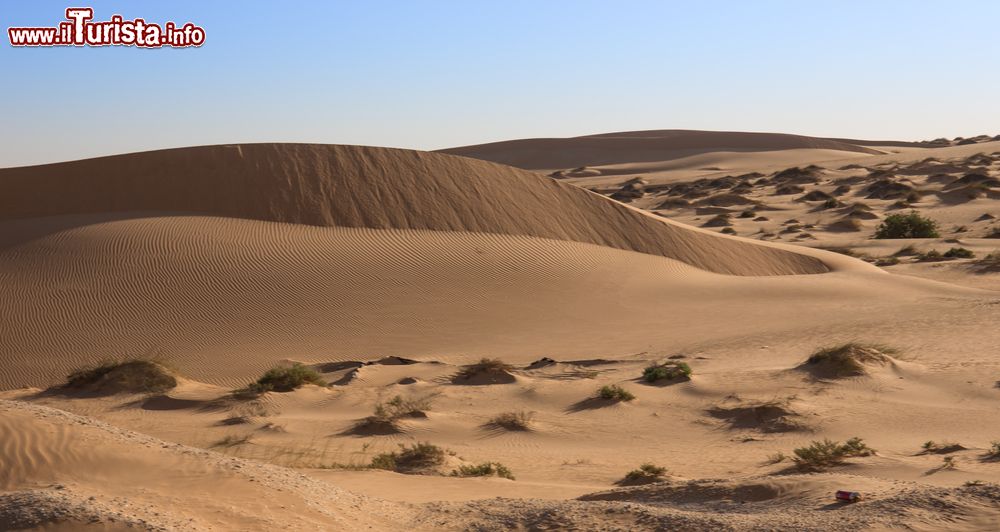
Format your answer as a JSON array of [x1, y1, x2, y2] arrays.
[[792, 437, 875, 471], [804, 343, 893, 377], [921, 441, 965, 454], [355, 394, 434, 433], [212, 433, 253, 448], [486, 411, 534, 431], [65, 358, 177, 394], [943, 247, 975, 259], [874, 211, 940, 239], [874, 256, 900, 267], [765, 452, 788, 465], [915, 250, 945, 262], [985, 441, 1000, 460], [370, 442, 447, 473], [597, 385, 635, 402], [454, 358, 513, 381], [450, 462, 515, 480], [246, 363, 325, 394], [619, 463, 668, 485], [643, 362, 692, 383]]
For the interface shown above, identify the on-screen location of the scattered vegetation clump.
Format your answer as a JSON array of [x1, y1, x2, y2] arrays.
[[765, 452, 788, 465], [921, 441, 966, 454], [792, 437, 875, 471], [821, 198, 843, 209], [943, 247, 975, 259], [486, 410, 535, 431], [212, 433, 254, 448], [915, 250, 945, 262], [597, 385, 635, 402], [874, 256, 900, 267], [721, 227, 736, 235], [370, 442, 448, 473], [738, 209, 756, 218], [64, 358, 177, 395], [802, 343, 893, 378], [618, 463, 668, 485], [642, 362, 693, 383], [973, 252, 1000, 273], [450, 462, 515, 480], [874, 211, 940, 239], [703, 213, 733, 227], [245, 363, 325, 395], [353, 394, 434, 434], [984, 442, 1000, 461]]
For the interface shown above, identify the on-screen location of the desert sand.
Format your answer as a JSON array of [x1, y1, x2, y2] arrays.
[[2, 133, 1000, 530]]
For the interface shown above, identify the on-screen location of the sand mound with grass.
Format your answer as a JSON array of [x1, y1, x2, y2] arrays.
[[451, 359, 518, 385], [799, 344, 893, 378], [60, 359, 177, 396]]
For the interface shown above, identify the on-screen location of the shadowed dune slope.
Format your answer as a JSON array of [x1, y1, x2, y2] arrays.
[[0, 143, 825, 276], [438, 130, 885, 170]]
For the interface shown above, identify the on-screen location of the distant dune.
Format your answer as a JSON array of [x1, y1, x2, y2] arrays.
[[437, 130, 898, 170]]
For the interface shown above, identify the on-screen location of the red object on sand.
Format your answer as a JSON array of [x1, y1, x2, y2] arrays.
[[835, 490, 861, 503]]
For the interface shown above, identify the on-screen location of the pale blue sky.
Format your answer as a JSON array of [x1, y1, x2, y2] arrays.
[[2, 1, 999, 167]]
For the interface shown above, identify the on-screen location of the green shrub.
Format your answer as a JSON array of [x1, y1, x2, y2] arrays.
[[65, 358, 177, 394], [792, 437, 875, 470], [943, 247, 975, 259], [354, 394, 434, 433], [370, 442, 447, 473], [247, 363, 325, 394], [597, 385, 635, 402], [643, 362, 692, 383], [486, 411, 534, 431], [915, 250, 945, 262], [619, 463, 668, 485], [921, 441, 965, 454], [450, 462, 515, 480], [874, 211, 940, 239]]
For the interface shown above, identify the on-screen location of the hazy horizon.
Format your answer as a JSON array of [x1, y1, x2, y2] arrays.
[[3, 1, 999, 167]]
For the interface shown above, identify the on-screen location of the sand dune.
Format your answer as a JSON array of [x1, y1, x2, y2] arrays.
[[0, 143, 827, 276], [438, 130, 889, 170]]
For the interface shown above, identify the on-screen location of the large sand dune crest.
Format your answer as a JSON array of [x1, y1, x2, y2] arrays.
[[0, 143, 827, 276], [438, 129, 896, 170]]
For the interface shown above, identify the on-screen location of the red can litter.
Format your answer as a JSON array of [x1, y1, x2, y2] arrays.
[[835, 490, 861, 503]]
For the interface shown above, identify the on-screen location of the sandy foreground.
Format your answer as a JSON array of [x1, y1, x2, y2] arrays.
[[2, 133, 1000, 530]]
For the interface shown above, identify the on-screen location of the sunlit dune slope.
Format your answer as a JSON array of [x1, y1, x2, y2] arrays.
[[0, 143, 826, 276]]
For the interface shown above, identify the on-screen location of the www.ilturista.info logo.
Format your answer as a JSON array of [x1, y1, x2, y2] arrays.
[[8, 8, 205, 48]]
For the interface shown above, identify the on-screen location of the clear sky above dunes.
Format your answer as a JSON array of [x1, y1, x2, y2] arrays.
[[2, 1, 999, 166]]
